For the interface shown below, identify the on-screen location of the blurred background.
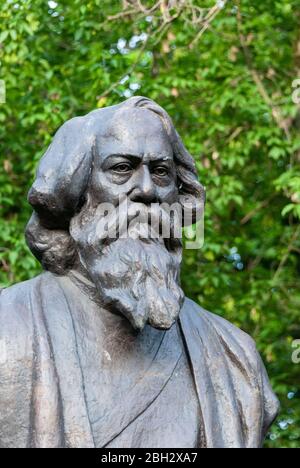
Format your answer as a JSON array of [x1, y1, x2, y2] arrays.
[[0, 0, 299, 448]]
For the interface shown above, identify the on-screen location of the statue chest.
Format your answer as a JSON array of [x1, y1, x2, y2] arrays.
[[103, 348, 201, 449], [71, 304, 201, 448]]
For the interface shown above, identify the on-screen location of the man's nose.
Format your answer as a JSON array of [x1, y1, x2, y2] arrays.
[[129, 165, 157, 204]]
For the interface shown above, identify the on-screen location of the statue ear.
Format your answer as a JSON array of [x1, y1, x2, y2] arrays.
[[28, 116, 94, 229], [177, 166, 206, 227], [179, 193, 205, 227]]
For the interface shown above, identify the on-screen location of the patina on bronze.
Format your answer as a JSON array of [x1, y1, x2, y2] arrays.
[[0, 97, 279, 448]]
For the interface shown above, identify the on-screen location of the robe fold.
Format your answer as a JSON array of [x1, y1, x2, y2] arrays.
[[0, 272, 279, 448]]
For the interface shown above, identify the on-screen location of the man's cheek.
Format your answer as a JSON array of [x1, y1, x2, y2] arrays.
[[157, 183, 179, 204], [89, 172, 129, 205]]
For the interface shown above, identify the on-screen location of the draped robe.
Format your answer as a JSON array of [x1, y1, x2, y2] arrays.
[[0, 272, 279, 448]]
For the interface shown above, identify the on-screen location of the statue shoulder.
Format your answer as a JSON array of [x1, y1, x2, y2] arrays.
[[182, 297, 260, 364], [0, 277, 44, 447], [181, 297, 280, 442], [0, 275, 44, 362]]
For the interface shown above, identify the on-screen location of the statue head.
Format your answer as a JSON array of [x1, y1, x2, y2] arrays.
[[25, 96, 205, 330]]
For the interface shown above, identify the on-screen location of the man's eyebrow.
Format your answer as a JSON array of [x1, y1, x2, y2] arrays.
[[100, 153, 141, 169], [102, 153, 174, 165], [149, 157, 173, 164]]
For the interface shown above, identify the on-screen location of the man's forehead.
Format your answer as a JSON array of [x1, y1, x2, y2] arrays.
[[94, 107, 173, 161], [105, 106, 166, 135]]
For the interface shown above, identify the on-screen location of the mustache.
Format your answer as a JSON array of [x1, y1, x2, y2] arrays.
[[70, 198, 183, 254]]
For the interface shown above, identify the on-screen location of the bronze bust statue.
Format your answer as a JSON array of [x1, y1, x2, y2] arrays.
[[0, 97, 279, 448]]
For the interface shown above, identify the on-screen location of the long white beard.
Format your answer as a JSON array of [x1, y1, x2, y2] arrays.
[[70, 202, 184, 330]]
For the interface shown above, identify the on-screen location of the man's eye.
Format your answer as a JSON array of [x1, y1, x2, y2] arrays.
[[112, 163, 132, 173], [153, 166, 168, 177]]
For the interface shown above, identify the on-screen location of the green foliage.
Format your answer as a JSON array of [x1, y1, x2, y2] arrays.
[[0, 0, 299, 448]]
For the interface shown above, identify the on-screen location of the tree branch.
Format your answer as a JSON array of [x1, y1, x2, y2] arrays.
[[236, 1, 291, 141], [241, 194, 276, 225], [273, 225, 300, 282]]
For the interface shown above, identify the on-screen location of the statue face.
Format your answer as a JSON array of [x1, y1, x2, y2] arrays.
[[69, 108, 184, 331], [87, 108, 179, 208]]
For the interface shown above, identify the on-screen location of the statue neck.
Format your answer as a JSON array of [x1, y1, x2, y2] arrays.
[[67, 268, 102, 306], [66, 268, 136, 333]]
